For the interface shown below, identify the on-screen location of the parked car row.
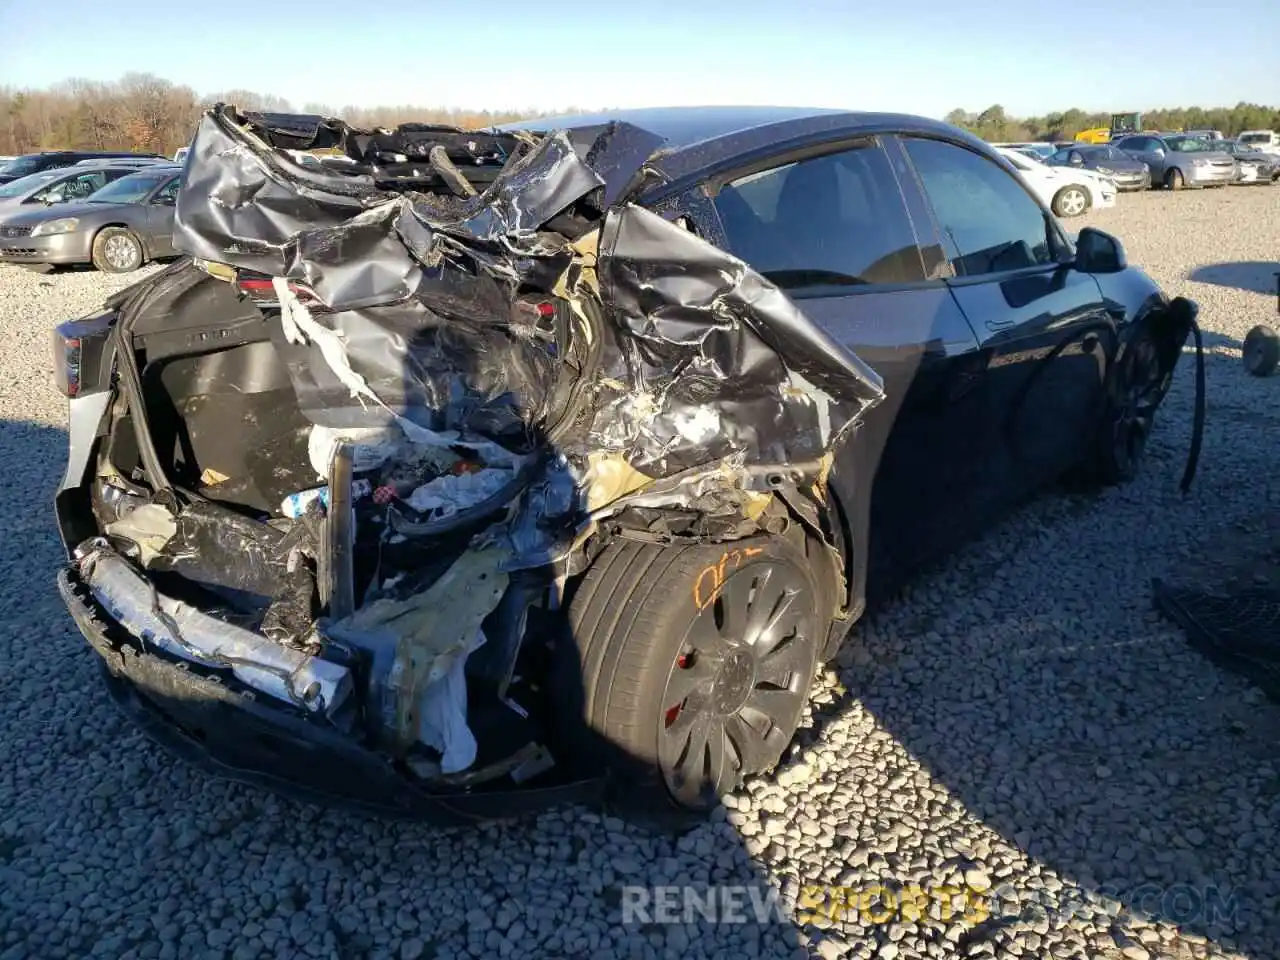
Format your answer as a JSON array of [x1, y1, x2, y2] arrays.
[[0, 160, 183, 272], [0, 149, 165, 184], [994, 146, 1116, 217], [996, 131, 1280, 196], [0, 145, 366, 272]]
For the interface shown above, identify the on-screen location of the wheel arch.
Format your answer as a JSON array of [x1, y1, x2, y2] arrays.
[[89, 222, 141, 260]]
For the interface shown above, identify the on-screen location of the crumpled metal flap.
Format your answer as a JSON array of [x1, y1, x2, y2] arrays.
[[172, 104, 887, 503]]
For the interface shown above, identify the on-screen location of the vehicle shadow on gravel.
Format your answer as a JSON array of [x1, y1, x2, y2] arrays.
[[797, 336, 1280, 960], [1187, 261, 1280, 297]]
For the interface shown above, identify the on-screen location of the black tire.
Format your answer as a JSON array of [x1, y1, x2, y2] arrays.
[[1164, 167, 1184, 191], [1092, 329, 1174, 485], [1051, 185, 1091, 218], [555, 533, 824, 828], [91, 227, 145, 273], [1243, 324, 1280, 377]]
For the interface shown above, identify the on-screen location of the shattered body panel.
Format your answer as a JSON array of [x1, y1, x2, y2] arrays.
[[53, 103, 884, 808], [175, 106, 882, 486]]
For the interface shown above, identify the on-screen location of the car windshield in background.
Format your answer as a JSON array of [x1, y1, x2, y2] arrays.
[[1239, 133, 1270, 144], [1166, 137, 1213, 152], [0, 156, 44, 177], [0, 169, 64, 198], [85, 172, 171, 204]]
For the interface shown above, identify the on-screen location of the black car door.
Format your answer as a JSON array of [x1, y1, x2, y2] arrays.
[[896, 135, 1114, 514], [687, 135, 990, 598]]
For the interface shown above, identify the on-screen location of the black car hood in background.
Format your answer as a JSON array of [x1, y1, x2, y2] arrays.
[[172, 105, 883, 524], [1097, 155, 1148, 172]]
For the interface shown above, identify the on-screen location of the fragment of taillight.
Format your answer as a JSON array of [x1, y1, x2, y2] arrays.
[[52, 315, 112, 399], [57, 335, 82, 398], [236, 275, 327, 311]]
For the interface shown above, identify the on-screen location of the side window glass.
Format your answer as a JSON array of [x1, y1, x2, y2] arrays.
[[30, 181, 62, 202], [902, 138, 1054, 278], [63, 173, 106, 200], [154, 178, 180, 203], [711, 143, 926, 292]]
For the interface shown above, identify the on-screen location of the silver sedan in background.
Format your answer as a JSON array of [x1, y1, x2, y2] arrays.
[[1112, 133, 1236, 189], [0, 163, 154, 214], [0, 166, 182, 272]]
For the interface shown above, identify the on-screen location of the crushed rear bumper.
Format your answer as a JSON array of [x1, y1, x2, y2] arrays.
[[57, 566, 603, 824]]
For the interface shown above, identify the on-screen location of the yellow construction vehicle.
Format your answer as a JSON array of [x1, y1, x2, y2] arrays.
[[1072, 112, 1142, 144], [1074, 127, 1112, 143]]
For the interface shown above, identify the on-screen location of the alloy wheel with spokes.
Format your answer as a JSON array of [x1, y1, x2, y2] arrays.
[[658, 557, 818, 808], [91, 227, 145, 274], [1054, 186, 1089, 217], [105, 235, 139, 270], [557, 533, 830, 826]]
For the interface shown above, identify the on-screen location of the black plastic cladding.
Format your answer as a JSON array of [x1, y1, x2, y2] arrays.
[[172, 105, 885, 487]]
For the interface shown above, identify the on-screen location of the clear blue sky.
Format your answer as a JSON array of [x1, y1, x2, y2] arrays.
[[2, 0, 1277, 118]]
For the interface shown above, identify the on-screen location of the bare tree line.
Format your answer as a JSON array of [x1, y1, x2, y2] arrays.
[[946, 103, 1280, 143], [0, 73, 575, 157], [5, 73, 1277, 159]]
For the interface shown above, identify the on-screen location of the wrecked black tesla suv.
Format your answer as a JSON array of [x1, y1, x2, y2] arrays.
[[51, 104, 1202, 825]]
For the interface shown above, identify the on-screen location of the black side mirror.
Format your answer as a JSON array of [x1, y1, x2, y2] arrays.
[[1075, 226, 1126, 274]]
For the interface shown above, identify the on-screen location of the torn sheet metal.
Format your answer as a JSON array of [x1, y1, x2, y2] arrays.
[[174, 105, 885, 506], [78, 540, 351, 715], [146, 500, 302, 613], [164, 104, 890, 769]]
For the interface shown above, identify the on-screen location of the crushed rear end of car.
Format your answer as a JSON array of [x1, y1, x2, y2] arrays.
[[51, 105, 884, 820]]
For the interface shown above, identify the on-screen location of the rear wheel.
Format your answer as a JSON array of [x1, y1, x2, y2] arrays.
[[1052, 185, 1090, 217], [91, 227, 144, 273], [557, 533, 824, 827], [1164, 167, 1184, 190]]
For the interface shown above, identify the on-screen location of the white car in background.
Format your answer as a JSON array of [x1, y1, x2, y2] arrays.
[[1237, 130, 1280, 155], [995, 146, 1116, 217]]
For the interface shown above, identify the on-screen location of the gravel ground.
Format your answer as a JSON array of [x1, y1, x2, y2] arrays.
[[1, 186, 1279, 960]]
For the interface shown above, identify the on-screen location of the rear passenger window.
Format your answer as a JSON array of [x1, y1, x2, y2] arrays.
[[711, 143, 927, 292], [903, 138, 1054, 277]]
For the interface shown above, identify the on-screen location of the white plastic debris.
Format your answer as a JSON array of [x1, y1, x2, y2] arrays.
[[415, 627, 487, 774], [328, 547, 509, 774], [307, 424, 401, 480], [672, 406, 720, 444], [79, 542, 352, 715], [406, 467, 513, 518]]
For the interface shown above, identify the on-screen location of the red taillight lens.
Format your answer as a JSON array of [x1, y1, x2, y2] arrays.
[[60, 337, 82, 398], [52, 328, 85, 398], [235, 274, 329, 312], [52, 315, 112, 399]]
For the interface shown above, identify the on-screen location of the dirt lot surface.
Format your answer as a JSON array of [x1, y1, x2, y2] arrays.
[[0, 186, 1278, 960]]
